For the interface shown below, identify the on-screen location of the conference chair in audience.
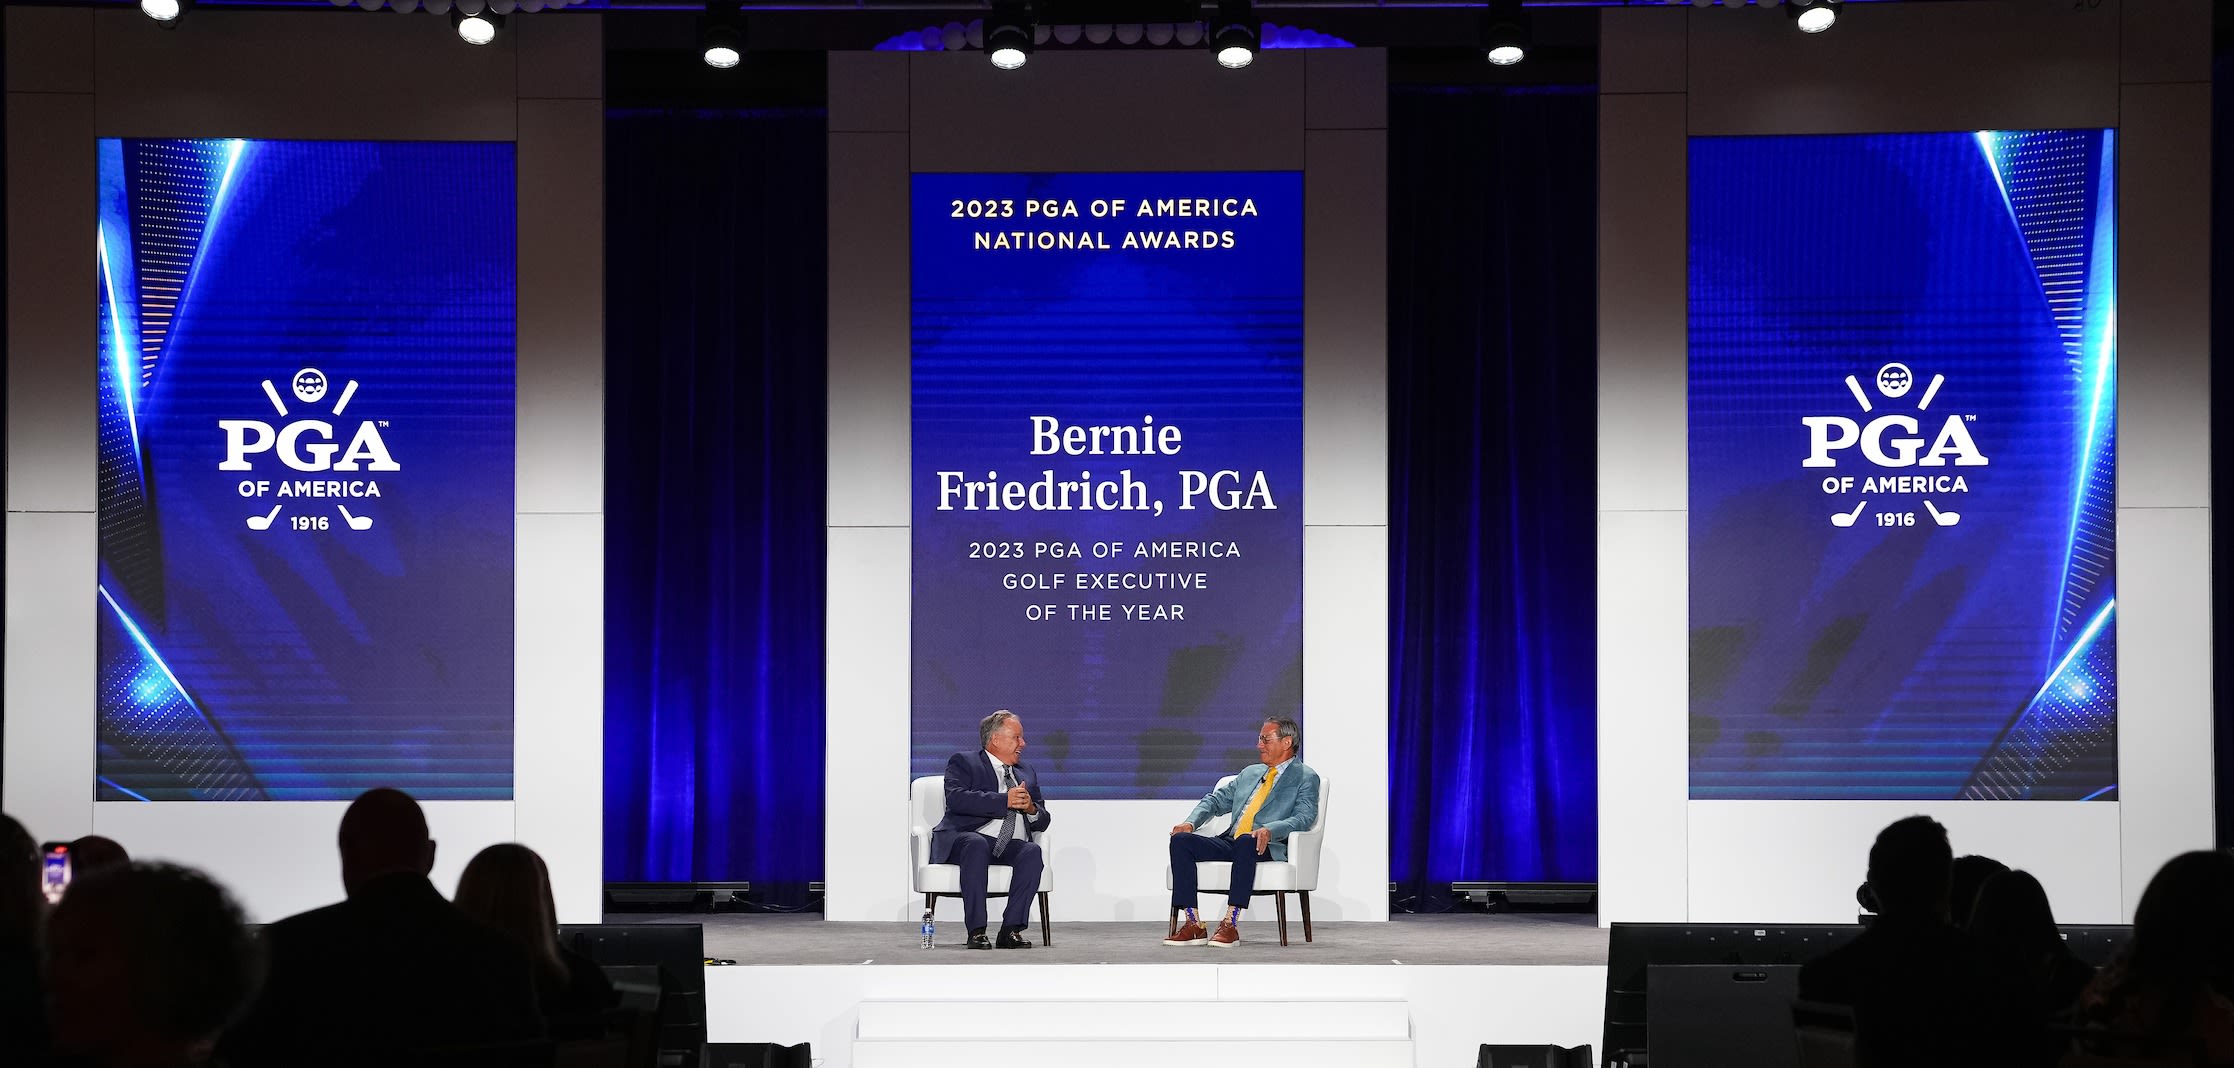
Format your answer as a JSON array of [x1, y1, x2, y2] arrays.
[[1165, 774, 1329, 946], [909, 776, 1055, 946], [1792, 1000, 1859, 1068]]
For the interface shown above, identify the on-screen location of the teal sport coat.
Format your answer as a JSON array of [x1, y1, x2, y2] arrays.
[[1183, 760, 1321, 862]]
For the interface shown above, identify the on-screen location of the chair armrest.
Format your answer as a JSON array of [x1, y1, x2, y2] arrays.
[[911, 824, 931, 875], [1284, 825, 1326, 889]]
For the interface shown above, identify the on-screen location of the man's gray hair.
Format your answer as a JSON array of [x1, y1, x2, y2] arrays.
[[979, 710, 1018, 749], [1264, 716, 1300, 754]]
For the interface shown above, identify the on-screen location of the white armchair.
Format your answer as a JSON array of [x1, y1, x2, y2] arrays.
[[909, 775, 1054, 945], [1165, 774, 1328, 946]]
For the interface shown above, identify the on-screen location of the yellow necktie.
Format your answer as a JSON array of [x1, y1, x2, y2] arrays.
[[1233, 768, 1279, 836]]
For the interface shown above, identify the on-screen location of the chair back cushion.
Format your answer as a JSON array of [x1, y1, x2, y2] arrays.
[[912, 776, 944, 828]]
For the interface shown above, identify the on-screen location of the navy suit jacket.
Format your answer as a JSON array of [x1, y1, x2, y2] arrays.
[[932, 751, 1051, 865]]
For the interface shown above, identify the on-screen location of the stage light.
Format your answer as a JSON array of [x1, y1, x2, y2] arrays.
[[140, 0, 189, 24], [1481, 0, 1530, 66], [1210, 0, 1258, 69], [452, 7, 501, 45], [986, 2, 1033, 70], [1789, 0, 1840, 33], [700, 3, 744, 69]]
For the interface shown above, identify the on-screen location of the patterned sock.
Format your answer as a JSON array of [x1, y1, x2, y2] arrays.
[[1226, 905, 1244, 927], [1184, 907, 1199, 926]]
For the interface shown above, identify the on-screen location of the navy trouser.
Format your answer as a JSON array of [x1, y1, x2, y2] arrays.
[[1169, 832, 1263, 910], [948, 834, 1042, 933]]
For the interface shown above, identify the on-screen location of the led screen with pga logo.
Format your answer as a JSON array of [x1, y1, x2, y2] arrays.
[[1688, 130, 2116, 801], [96, 138, 515, 800]]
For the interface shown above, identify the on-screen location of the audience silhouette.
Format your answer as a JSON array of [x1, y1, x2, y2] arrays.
[[1968, 868, 2093, 1065], [9, 798, 2231, 1068], [1798, 815, 2004, 1067], [1970, 869, 2094, 1013], [2078, 849, 2234, 1064], [0, 814, 47, 1062], [455, 842, 617, 1040], [66, 836, 131, 882], [1949, 853, 2011, 928], [222, 787, 545, 1066], [44, 862, 263, 1068]]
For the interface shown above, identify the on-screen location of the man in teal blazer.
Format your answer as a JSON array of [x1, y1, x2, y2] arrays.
[[1164, 716, 1319, 948]]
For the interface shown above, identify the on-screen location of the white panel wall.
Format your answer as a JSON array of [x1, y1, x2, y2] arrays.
[[1597, 0, 2213, 924], [92, 801, 519, 923], [826, 50, 1390, 922], [3, 9, 605, 923], [1687, 802, 2123, 925]]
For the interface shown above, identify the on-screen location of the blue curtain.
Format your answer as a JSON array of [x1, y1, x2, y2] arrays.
[[603, 108, 827, 894], [1388, 85, 1599, 900]]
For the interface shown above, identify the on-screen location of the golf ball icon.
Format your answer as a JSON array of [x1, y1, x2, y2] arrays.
[[292, 368, 329, 405], [1876, 363, 1913, 399]]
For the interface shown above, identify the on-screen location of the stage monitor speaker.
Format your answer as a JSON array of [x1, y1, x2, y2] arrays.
[[1602, 923, 1862, 1065], [705, 1043, 811, 1068], [2056, 925, 2132, 967], [561, 923, 706, 1068], [1646, 964, 1801, 1068], [1477, 1042, 1593, 1068]]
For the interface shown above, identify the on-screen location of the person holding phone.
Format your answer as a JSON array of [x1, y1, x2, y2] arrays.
[[929, 710, 1050, 950]]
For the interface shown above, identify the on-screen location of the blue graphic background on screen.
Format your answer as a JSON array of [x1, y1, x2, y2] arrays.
[[911, 173, 1303, 801], [96, 139, 515, 801], [1688, 130, 2116, 801]]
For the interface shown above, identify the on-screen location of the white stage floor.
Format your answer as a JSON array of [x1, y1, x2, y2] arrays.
[[657, 914, 1609, 1068]]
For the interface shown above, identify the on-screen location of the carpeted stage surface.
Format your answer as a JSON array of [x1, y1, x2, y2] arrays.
[[614, 912, 1606, 967]]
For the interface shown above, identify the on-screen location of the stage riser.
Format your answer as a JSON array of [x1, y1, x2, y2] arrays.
[[858, 999, 1411, 1041], [707, 964, 1605, 1068], [853, 1039, 1415, 1068]]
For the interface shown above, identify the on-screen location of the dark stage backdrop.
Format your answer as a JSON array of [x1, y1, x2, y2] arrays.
[[1389, 85, 1599, 899], [603, 107, 827, 895]]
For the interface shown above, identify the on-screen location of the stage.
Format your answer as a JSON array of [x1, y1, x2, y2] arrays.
[[629, 914, 1608, 1067], [628, 911, 1606, 967]]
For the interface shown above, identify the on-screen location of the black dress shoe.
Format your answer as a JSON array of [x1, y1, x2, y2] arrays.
[[996, 928, 1035, 949], [966, 932, 994, 950]]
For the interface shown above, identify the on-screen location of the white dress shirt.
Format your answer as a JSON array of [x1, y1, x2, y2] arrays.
[[976, 750, 1023, 839]]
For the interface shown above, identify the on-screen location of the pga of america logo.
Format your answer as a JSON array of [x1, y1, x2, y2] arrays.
[[218, 368, 396, 533], [1801, 363, 1985, 529]]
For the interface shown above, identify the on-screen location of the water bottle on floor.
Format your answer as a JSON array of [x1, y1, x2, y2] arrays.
[[921, 908, 935, 949]]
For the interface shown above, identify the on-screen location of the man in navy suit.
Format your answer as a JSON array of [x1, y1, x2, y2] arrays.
[[932, 710, 1051, 949]]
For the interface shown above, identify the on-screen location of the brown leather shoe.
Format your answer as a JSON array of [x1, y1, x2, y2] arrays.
[[1163, 920, 1209, 946], [1209, 921, 1241, 948]]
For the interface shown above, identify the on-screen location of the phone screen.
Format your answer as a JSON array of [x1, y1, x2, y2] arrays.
[[40, 844, 69, 904]]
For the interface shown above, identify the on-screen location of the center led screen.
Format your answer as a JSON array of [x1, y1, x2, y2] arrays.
[[910, 172, 1304, 800], [1688, 130, 2117, 801], [97, 139, 516, 801]]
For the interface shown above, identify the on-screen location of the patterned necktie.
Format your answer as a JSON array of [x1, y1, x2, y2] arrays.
[[995, 763, 1021, 855], [1234, 768, 1279, 836]]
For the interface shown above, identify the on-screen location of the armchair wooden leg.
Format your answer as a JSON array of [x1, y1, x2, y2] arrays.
[[1275, 893, 1290, 947], [1169, 907, 1178, 937], [924, 893, 935, 916], [1300, 891, 1313, 942], [1039, 891, 1053, 946]]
